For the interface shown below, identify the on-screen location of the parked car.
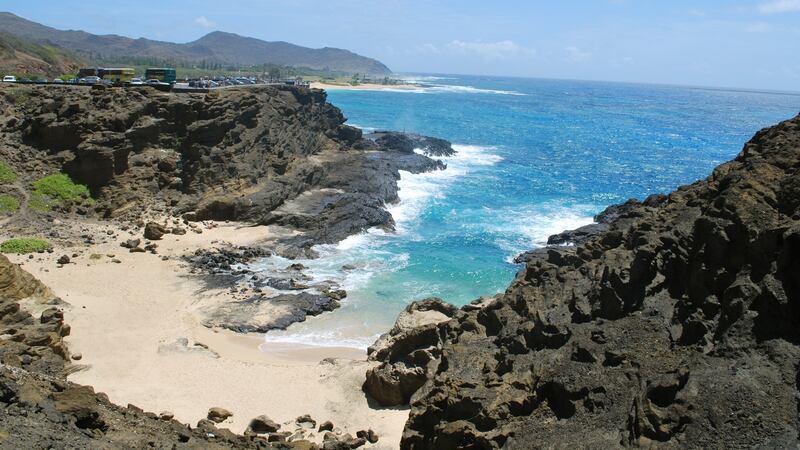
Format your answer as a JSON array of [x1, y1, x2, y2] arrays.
[[52, 78, 64, 84], [1, 75, 15, 83], [83, 76, 101, 84], [129, 78, 144, 85], [145, 79, 162, 84]]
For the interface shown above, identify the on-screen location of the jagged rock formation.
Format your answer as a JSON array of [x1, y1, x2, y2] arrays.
[[376, 115, 800, 448]]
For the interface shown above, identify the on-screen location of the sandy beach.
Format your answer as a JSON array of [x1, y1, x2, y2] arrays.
[[310, 82, 421, 92], [4, 219, 407, 448]]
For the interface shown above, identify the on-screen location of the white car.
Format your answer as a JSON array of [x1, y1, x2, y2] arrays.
[[83, 76, 101, 84], [2, 75, 16, 83], [129, 78, 144, 85], [52, 78, 64, 84]]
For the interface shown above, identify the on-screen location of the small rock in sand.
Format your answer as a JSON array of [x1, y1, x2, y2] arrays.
[[207, 407, 233, 423], [57, 255, 70, 265], [296, 414, 316, 428], [120, 239, 141, 249], [318, 420, 334, 432], [144, 222, 168, 240], [71, 353, 82, 361], [247, 415, 280, 433], [357, 429, 379, 444]]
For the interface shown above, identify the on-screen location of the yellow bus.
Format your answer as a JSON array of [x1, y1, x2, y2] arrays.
[[100, 68, 136, 84]]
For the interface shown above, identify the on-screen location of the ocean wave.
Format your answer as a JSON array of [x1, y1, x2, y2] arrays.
[[489, 204, 596, 263], [389, 145, 503, 232], [425, 84, 527, 96]]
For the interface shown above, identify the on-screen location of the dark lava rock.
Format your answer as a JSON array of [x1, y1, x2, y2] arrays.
[[203, 292, 340, 333], [318, 420, 334, 432], [56, 255, 70, 265], [143, 222, 168, 240], [396, 114, 800, 449]]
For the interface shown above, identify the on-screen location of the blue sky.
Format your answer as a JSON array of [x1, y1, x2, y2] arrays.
[[5, 0, 800, 90]]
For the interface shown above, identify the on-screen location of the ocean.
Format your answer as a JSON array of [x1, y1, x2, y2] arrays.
[[254, 75, 800, 349]]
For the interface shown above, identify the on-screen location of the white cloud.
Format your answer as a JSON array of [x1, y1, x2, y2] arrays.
[[564, 46, 592, 63], [758, 0, 800, 14], [745, 21, 773, 32], [442, 40, 536, 59], [194, 16, 216, 28]]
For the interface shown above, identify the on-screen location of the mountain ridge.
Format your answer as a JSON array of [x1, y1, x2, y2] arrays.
[[0, 12, 391, 75]]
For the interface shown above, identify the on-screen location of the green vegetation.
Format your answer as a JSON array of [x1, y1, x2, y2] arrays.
[[0, 161, 16, 184], [0, 238, 51, 254], [0, 194, 19, 214], [30, 173, 91, 212]]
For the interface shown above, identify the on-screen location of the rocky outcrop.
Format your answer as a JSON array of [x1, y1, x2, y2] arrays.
[[0, 84, 453, 256], [391, 115, 800, 448], [364, 298, 460, 406]]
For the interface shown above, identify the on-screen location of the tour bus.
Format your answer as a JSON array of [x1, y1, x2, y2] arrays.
[[144, 68, 177, 84], [100, 68, 136, 84]]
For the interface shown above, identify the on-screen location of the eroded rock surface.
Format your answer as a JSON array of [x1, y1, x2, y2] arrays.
[[394, 115, 800, 448]]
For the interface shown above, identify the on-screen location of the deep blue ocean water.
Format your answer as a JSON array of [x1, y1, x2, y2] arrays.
[[257, 75, 800, 349]]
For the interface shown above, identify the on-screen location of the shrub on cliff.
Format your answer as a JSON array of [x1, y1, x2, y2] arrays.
[[0, 238, 51, 253], [0, 161, 16, 184], [0, 194, 19, 214], [30, 173, 91, 212]]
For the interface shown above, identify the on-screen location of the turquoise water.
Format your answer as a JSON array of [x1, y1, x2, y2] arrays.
[[258, 75, 800, 349]]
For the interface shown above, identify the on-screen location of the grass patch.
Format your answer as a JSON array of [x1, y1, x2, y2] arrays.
[[0, 162, 16, 184], [0, 194, 19, 214], [0, 238, 51, 254], [30, 173, 91, 212]]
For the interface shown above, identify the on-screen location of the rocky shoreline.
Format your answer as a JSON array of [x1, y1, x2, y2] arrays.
[[1, 81, 798, 449], [362, 114, 800, 449]]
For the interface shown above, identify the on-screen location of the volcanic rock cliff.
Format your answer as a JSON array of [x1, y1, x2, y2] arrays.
[[367, 114, 800, 449], [0, 83, 450, 255]]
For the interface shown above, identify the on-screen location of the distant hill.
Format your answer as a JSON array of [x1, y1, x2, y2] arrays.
[[0, 12, 392, 75], [0, 32, 83, 77]]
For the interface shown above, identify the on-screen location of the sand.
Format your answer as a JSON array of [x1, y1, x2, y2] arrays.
[[4, 220, 408, 448], [310, 82, 421, 92]]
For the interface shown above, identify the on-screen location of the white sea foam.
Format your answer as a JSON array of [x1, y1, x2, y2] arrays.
[[491, 204, 596, 264], [258, 143, 503, 349]]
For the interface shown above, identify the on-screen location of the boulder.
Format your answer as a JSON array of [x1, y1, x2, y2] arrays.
[[363, 298, 458, 406], [143, 222, 168, 240]]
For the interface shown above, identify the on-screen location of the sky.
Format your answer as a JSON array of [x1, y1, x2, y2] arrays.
[[4, 0, 800, 91]]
